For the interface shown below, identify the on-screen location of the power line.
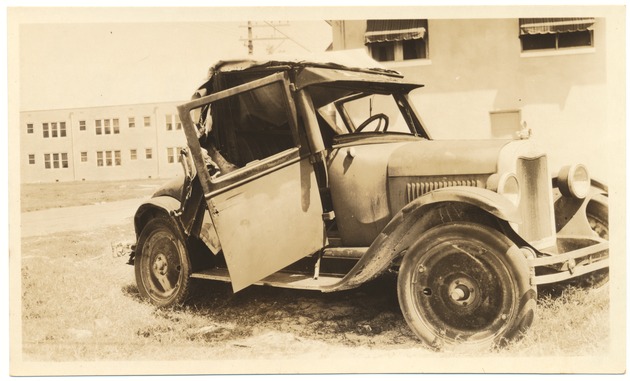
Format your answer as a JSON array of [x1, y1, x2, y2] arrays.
[[239, 21, 311, 55]]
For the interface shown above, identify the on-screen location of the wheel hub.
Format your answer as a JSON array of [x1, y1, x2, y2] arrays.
[[153, 253, 169, 276], [447, 277, 477, 307]]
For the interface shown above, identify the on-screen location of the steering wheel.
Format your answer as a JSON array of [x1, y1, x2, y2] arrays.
[[355, 113, 389, 133]]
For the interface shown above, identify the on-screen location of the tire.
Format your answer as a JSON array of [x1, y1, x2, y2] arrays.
[[135, 215, 192, 307], [397, 222, 536, 351], [577, 193, 609, 288]]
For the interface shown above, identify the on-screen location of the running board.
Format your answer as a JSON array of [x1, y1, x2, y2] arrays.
[[191, 268, 343, 290]]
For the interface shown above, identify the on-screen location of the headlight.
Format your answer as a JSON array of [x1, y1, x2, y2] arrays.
[[557, 164, 590, 199], [487, 172, 520, 206]]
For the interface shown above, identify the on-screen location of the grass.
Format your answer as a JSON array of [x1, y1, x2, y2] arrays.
[[16, 178, 614, 369], [19, 222, 611, 364], [20, 178, 168, 212]]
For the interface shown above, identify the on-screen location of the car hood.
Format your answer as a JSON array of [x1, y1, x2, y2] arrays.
[[388, 139, 511, 177]]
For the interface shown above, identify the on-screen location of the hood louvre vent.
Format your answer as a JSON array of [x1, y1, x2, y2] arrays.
[[406, 179, 480, 203]]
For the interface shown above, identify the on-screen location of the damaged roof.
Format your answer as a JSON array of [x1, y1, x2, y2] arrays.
[[194, 49, 422, 97]]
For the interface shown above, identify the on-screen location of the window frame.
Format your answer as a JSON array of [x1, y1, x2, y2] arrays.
[[519, 18, 595, 53], [177, 71, 300, 195], [365, 19, 429, 63]]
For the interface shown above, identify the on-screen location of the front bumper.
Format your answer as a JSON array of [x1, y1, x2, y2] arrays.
[[527, 241, 608, 285]]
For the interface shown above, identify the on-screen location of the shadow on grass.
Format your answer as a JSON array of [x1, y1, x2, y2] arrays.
[[123, 273, 417, 347]]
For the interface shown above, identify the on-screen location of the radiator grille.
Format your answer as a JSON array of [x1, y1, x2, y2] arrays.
[[406, 178, 480, 203]]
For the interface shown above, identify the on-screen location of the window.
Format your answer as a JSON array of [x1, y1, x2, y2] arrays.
[[27, 123, 34, 134], [43, 123, 49, 138], [130, 149, 137, 160], [28, 154, 35, 165], [197, 80, 296, 169], [167, 147, 176, 163], [81, 151, 88, 162], [128, 117, 135, 128], [95, 119, 120, 134], [519, 18, 594, 51], [175, 114, 182, 130], [79, 120, 86, 131], [145, 148, 153, 159], [60, 122, 66, 137], [42, 152, 69, 169], [144, 116, 151, 127], [96, 150, 121, 167], [165, 115, 173, 131], [365, 19, 428, 62], [51, 122, 58, 138]]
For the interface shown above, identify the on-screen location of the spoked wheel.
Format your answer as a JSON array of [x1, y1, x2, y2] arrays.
[[397, 222, 536, 351], [135, 215, 191, 307]]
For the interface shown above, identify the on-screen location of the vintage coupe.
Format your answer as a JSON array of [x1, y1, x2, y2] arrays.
[[128, 54, 608, 350]]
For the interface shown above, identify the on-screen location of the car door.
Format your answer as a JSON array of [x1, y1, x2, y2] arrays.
[[179, 72, 325, 292]]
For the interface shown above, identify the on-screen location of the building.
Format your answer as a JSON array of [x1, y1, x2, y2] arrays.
[[331, 17, 610, 179], [20, 17, 614, 183], [20, 102, 188, 183]]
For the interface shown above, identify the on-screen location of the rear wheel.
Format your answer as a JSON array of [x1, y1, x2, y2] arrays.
[[135, 215, 191, 307], [397, 222, 536, 350]]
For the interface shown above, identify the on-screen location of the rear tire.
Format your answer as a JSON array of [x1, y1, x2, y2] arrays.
[[135, 215, 192, 307], [397, 222, 536, 351]]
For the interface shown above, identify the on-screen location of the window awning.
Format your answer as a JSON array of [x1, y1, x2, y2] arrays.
[[519, 18, 595, 35], [365, 19, 427, 44]]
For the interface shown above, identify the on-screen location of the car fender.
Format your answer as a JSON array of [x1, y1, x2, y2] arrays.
[[134, 196, 182, 237], [134, 195, 222, 255], [322, 186, 521, 292]]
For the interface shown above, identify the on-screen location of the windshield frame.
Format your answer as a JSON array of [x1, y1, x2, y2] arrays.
[[312, 83, 430, 140]]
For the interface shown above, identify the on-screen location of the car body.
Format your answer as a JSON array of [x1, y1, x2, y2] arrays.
[[128, 52, 609, 350]]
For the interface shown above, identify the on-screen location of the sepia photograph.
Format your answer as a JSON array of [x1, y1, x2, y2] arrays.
[[7, 4, 626, 377]]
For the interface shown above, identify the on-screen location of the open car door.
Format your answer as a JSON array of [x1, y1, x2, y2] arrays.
[[179, 72, 325, 292]]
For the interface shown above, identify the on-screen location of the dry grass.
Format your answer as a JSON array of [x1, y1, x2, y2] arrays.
[[17, 179, 612, 365], [20, 222, 610, 362], [20, 178, 167, 212]]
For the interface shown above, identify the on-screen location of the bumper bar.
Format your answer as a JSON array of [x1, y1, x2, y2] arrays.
[[528, 241, 609, 286]]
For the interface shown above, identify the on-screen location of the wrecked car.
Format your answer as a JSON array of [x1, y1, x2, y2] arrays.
[[128, 54, 608, 350]]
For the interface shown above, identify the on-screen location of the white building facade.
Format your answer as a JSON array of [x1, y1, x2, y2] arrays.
[[20, 102, 188, 183]]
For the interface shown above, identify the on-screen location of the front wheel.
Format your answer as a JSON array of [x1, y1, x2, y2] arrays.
[[135, 215, 192, 307], [397, 222, 536, 351]]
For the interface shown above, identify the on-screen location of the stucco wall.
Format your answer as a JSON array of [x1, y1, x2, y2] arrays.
[[331, 18, 609, 180]]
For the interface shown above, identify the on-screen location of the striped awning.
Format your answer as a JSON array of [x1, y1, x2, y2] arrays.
[[519, 18, 595, 35], [365, 19, 427, 44]]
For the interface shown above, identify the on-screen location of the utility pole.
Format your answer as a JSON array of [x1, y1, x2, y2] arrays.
[[247, 21, 254, 55], [240, 21, 293, 56]]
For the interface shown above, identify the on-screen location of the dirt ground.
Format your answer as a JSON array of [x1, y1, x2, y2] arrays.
[[15, 195, 614, 375]]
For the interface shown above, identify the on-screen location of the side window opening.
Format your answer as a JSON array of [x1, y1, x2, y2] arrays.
[[194, 80, 297, 176]]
